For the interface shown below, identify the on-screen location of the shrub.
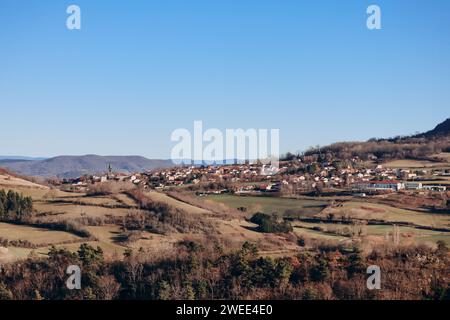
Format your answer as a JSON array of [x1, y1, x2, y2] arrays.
[[250, 212, 293, 234], [87, 181, 135, 196]]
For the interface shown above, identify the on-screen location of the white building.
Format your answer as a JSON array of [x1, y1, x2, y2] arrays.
[[422, 185, 447, 192], [404, 182, 422, 190], [353, 181, 405, 191]]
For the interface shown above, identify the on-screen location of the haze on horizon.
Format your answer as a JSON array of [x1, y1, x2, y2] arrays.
[[1, 0, 449, 159]]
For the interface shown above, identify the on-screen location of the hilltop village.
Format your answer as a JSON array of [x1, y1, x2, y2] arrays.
[[59, 155, 449, 195]]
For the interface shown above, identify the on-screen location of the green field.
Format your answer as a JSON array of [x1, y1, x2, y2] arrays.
[[206, 194, 328, 217], [293, 226, 350, 242], [293, 221, 450, 246], [327, 201, 450, 229]]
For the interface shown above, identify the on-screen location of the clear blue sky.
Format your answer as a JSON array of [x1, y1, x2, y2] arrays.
[[0, 0, 449, 159]]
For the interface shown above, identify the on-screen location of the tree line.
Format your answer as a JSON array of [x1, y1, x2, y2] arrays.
[[304, 137, 450, 161], [0, 189, 33, 221], [0, 240, 448, 300]]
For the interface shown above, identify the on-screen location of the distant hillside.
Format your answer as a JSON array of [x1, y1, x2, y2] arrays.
[[0, 155, 173, 178], [304, 117, 450, 161], [0, 156, 47, 161], [419, 118, 450, 137]]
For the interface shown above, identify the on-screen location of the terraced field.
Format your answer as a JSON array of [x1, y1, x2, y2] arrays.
[[0, 222, 82, 245], [144, 191, 210, 215], [292, 221, 450, 246], [206, 194, 328, 217], [293, 226, 350, 242], [33, 201, 131, 221], [321, 201, 450, 229]]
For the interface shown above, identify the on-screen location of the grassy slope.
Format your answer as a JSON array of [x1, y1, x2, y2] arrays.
[[206, 194, 328, 217], [325, 201, 450, 228]]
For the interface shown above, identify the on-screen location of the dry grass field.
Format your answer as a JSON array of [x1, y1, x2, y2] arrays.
[[320, 201, 450, 229], [144, 191, 210, 215], [383, 153, 450, 168], [0, 169, 449, 264], [206, 194, 328, 217], [0, 222, 82, 245], [0, 174, 303, 261], [0, 173, 48, 190], [383, 159, 447, 168], [292, 221, 450, 246], [33, 202, 131, 221]]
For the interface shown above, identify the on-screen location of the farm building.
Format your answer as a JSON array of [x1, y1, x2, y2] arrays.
[[422, 185, 447, 192], [353, 180, 405, 191], [404, 182, 423, 190]]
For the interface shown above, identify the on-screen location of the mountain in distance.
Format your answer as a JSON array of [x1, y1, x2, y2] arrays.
[[1, 118, 449, 178], [418, 118, 450, 137], [0, 155, 173, 178], [0, 156, 48, 161]]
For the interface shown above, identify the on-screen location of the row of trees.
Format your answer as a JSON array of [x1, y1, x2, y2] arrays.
[[0, 189, 33, 221], [304, 137, 450, 161], [1, 240, 448, 300]]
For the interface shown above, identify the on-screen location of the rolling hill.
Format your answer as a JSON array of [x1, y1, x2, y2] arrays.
[[303, 117, 450, 161], [0, 155, 173, 178], [419, 118, 450, 137]]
